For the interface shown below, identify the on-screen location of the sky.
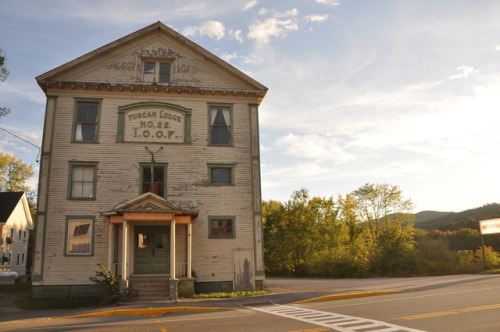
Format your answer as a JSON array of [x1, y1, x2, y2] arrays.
[[1, 0, 500, 213]]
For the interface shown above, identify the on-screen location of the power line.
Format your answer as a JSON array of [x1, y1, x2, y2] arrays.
[[0, 126, 41, 163]]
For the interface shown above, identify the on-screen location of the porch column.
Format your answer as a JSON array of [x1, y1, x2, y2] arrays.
[[170, 220, 176, 278], [187, 223, 192, 278], [107, 223, 114, 271], [169, 220, 178, 300], [122, 221, 129, 283]]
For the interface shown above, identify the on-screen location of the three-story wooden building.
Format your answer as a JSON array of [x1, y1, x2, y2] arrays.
[[33, 22, 267, 300]]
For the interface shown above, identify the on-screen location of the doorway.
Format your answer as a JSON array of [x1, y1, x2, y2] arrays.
[[134, 226, 170, 274]]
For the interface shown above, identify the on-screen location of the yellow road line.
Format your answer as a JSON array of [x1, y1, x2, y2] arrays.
[[400, 303, 500, 320], [293, 291, 400, 304], [61, 306, 237, 318], [287, 328, 331, 332]]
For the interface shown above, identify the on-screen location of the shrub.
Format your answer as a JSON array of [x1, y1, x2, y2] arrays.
[[89, 263, 121, 304]]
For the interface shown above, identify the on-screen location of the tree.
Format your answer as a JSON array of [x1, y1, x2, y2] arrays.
[[0, 152, 35, 192], [352, 183, 417, 275], [0, 49, 11, 119]]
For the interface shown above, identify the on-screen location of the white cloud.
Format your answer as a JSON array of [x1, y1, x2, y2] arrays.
[[248, 17, 299, 43], [305, 14, 329, 23], [231, 29, 244, 43], [449, 66, 479, 80], [314, 0, 340, 6], [182, 21, 226, 40], [243, 0, 258, 10], [221, 52, 239, 62]]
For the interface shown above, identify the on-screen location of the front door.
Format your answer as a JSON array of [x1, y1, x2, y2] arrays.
[[134, 226, 169, 274]]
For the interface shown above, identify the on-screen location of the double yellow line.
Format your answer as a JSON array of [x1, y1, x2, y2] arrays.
[[400, 303, 500, 320]]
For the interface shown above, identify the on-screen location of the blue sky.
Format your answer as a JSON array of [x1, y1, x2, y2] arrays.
[[1, 0, 500, 212]]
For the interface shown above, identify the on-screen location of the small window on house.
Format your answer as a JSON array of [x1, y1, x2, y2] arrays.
[[140, 163, 167, 197], [16, 253, 21, 266], [143, 61, 171, 83], [69, 162, 98, 200], [209, 106, 232, 146], [208, 216, 235, 238], [0, 253, 8, 266], [10, 228, 14, 240], [208, 164, 234, 185], [21, 253, 25, 266], [65, 218, 94, 255], [18, 230, 22, 241], [74, 100, 101, 142]]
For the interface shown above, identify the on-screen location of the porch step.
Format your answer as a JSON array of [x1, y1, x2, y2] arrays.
[[129, 275, 170, 301]]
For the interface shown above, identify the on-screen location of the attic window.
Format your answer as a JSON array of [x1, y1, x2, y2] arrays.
[[143, 61, 171, 83]]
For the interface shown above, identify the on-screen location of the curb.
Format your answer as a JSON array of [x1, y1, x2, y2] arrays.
[[61, 291, 401, 318], [292, 291, 401, 304], [61, 306, 237, 318]]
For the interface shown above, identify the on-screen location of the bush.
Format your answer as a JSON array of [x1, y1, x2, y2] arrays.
[[89, 263, 121, 304]]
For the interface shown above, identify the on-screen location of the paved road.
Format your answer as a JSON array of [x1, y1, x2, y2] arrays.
[[2, 274, 500, 331]]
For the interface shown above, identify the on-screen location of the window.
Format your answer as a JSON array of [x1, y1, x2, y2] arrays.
[[16, 253, 21, 265], [69, 162, 97, 200], [208, 164, 234, 185], [143, 61, 171, 83], [209, 105, 232, 146], [9, 228, 14, 240], [208, 216, 235, 238], [0, 252, 8, 266], [65, 217, 94, 255], [73, 99, 101, 142], [18, 230, 22, 241], [140, 163, 167, 197]]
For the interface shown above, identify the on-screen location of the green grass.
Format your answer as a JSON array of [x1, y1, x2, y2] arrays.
[[0, 282, 106, 310], [0, 281, 32, 294], [194, 289, 268, 298], [477, 268, 500, 275]]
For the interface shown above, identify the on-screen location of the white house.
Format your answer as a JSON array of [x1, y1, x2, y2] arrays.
[[0, 192, 33, 279], [33, 22, 267, 300]]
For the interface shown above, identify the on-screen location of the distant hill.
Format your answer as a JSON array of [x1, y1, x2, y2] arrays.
[[415, 203, 500, 231], [415, 211, 453, 224]]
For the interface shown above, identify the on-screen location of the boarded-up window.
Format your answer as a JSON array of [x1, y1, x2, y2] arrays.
[[66, 219, 93, 255]]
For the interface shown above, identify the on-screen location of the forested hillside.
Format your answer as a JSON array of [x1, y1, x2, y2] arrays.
[[415, 203, 500, 231]]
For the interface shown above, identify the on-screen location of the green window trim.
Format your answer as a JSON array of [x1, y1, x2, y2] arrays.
[[208, 216, 236, 239], [68, 161, 98, 200], [140, 162, 168, 197], [72, 98, 102, 143], [64, 216, 95, 256], [208, 163, 235, 186], [208, 103, 233, 146]]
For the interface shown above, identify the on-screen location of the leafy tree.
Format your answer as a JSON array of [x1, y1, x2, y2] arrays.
[[0, 49, 11, 118], [352, 183, 417, 275], [0, 152, 35, 192]]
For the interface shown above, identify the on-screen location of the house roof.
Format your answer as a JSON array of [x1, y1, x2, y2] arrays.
[[36, 21, 267, 95], [0, 192, 24, 223]]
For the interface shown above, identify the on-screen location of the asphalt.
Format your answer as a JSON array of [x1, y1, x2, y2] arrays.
[[3, 274, 499, 321]]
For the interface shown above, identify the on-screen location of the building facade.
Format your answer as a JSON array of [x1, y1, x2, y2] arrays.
[[33, 22, 267, 299], [0, 192, 33, 278]]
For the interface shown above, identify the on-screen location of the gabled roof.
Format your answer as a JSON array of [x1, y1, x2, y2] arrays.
[[106, 192, 198, 217], [0, 192, 26, 223], [36, 21, 267, 95]]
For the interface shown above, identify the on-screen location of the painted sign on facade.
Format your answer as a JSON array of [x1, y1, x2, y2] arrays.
[[479, 218, 500, 235], [117, 102, 191, 144]]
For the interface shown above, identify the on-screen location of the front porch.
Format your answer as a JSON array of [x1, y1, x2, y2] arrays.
[[104, 193, 198, 300]]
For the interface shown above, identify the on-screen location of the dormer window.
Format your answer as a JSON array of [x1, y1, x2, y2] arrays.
[[143, 61, 171, 83]]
